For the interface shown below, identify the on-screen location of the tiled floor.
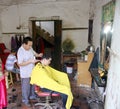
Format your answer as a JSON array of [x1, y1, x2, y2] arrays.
[[6, 76, 104, 109]]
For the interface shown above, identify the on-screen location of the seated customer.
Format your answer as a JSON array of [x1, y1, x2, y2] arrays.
[[30, 55, 73, 109], [5, 49, 20, 82]]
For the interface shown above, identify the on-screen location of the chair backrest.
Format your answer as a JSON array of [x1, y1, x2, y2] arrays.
[[34, 85, 41, 93]]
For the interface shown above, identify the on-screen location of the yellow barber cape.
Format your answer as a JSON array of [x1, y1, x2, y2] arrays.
[[30, 63, 73, 109]]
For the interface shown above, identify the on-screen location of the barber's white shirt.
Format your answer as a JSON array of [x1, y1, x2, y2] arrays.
[[17, 46, 35, 78]]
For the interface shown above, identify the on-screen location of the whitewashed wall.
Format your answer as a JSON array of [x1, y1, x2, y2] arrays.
[[104, 0, 120, 108], [62, 29, 88, 52], [93, 0, 120, 109], [93, 0, 111, 49], [0, 0, 90, 52], [0, 16, 3, 42]]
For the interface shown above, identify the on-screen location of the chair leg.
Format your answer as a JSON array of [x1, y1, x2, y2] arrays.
[[34, 101, 63, 109], [5, 71, 14, 88], [5, 76, 9, 89]]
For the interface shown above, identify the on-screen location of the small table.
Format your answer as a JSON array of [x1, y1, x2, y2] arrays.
[[62, 53, 81, 72]]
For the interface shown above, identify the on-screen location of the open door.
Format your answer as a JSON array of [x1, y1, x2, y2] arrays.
[[31, 20, 62, 70]]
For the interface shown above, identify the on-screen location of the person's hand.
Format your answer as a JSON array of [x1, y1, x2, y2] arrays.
[[38, 53, 43, 57], [4, 71, 8, 76], [29, 59, 36, 64], [35, 59, 40, 63], [29, 59, 38, 63]]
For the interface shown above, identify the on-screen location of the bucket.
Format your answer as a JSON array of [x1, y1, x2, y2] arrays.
[[66, 66, 73, 74]]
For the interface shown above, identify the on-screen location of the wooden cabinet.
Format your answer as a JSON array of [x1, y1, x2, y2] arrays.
[[77, 53, 94, 87]]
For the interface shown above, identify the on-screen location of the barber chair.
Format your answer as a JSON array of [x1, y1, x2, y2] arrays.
[[33, 85, 63, 109]]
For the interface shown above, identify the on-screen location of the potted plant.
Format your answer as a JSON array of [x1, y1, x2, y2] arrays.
[[62, 38, 75, 54]]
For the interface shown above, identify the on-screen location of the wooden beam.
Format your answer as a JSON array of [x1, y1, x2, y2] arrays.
[[62, 27, 88, 30], [2, 32, 27, 34]]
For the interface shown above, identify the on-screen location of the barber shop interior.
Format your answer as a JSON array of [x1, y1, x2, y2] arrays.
[[0, 0, 120, 109]]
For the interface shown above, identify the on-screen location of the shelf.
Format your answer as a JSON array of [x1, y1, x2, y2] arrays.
[[62, 53, 81, 57], [62, 53, 81, 73], [77, 53, 94, 87]]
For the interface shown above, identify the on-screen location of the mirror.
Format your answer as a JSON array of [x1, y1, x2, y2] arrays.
[[100, 1, 115, 68], [100, 22, 112, 66]]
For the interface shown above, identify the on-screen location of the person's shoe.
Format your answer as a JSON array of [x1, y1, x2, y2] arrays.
[[29, 97, 38, 103], [22, 102, 31, 107], [30, 99, 38, 103], [26, 103, 31, 107], [29, 96, 37, 100]]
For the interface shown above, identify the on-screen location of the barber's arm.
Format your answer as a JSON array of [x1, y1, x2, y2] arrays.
[[31, 48, 43, 57], [18, 59, 38, 66], [17, 49, 39, 67], [35, 53, 43, 57]]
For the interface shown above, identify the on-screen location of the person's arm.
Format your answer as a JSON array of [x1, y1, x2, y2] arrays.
[[17, 48, 39, 67], [14, 62, 19, 68], [18, 59, 38, 67], [34, 52, 43, 57], [31, 48, 43, 57]]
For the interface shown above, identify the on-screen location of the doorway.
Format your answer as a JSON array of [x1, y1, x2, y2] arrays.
[[31, 20, 62, 70]]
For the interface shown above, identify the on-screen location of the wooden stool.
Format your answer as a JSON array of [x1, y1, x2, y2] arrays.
[[5, 71, 14, 89]]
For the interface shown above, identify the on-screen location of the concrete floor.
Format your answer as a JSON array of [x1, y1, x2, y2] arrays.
[[6, 75, 104, 109]]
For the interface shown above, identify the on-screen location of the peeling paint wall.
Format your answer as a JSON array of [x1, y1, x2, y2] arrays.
[[93, 0, 111, 49], [0, 0, 90, 52], [104, 0, 120, 108], [93, 0, 120, 109]]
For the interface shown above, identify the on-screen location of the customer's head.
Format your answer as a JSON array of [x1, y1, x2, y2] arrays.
[[11, 49, 16, 55], [41, 55, 52, 66], [23, 36, 33, 50]]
